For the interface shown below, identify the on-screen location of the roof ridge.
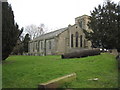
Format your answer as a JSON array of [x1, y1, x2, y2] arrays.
[[32, 27, 68, 41], [42, 27, 67, 36]]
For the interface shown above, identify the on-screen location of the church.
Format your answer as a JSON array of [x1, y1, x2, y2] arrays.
[[28, 15, 92, 56]]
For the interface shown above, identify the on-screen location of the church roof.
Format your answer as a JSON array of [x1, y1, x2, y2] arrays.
[[31, 27, 68, 41]]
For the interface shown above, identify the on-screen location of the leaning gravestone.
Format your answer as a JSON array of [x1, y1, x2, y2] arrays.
[[38, 73, 76, 89]]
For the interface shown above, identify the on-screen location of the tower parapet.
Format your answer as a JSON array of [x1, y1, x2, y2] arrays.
[[75, 15, 90, 30]]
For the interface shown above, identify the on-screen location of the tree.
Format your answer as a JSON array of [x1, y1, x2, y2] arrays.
[[25, 24, 46, 40], [23, 34, 31, 52], [116, 2, 120, 52], [84, 0, 120, 51], [11, 27, 24, 55], [2, 2, 23, 60], [11, 38, 24, 55]]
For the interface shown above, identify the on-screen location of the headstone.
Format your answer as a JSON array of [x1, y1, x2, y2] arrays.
[[110, 49, 118, 56], [38, 73, 76, 89]]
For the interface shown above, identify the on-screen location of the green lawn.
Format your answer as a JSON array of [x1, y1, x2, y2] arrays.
[[2, 53, 118, 88]]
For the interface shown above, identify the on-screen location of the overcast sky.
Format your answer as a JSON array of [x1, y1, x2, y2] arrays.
[[8, 0, 120, 32]]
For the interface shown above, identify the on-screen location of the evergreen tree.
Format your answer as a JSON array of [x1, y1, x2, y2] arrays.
[[11, 38, 24, 55], [2, 2, 23, 60], [116, 2, 120, 52], [84, 1, 120, 51], [23, 34, 30, 52]]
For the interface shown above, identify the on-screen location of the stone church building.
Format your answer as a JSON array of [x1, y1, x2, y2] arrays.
[[29, 15, 92, 56]]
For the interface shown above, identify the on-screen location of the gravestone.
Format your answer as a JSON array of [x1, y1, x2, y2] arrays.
[[109, 49, 118, 56], [38, 73, 76, 89]]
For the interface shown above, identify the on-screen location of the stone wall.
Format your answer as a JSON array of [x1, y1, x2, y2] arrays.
[[29, 38, 56, 56], [45, 38, 56, 55], [56, 29, 68, 55], [56, 21, 92, 55]]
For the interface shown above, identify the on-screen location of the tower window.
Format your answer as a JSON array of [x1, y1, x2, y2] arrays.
[[79, 21, 82, 28]]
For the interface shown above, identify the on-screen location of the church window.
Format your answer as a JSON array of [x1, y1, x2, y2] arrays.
[[36, 42, 37, 50], [71, 34, 73, 47], [38, 41, 40, 51], [49, 40, 51, 49], [76, 32, 79, 47], [80, 35, 82, 47], [84, 39, 86, 48], [33, 42, 34, 52], [41, 41, 43, 50]]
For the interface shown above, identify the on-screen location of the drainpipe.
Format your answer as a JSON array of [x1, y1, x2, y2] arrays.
[[68, 25, 71, 49]]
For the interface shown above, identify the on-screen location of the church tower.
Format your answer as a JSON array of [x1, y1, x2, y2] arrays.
[[75, 15, 90, 30]]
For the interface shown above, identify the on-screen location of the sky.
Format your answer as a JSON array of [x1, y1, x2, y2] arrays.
[[8, 0, 120, 32]]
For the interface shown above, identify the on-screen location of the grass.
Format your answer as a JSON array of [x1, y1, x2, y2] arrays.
[[2, 53, 118, 88]]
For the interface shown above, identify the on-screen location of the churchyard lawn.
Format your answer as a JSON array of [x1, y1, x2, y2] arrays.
[[2, 53, 118, 88]]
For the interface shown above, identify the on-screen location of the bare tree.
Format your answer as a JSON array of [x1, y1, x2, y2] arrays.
[[25, 24, 46, 40], [37, 24, 45, 35]]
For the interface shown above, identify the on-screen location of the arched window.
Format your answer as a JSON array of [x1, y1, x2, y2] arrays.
[[38, 41, 40, 52], [80, 35, 82, 47], [71, 34, 73, 47], [80, 21, 82, 28], [76, 32, 79, 47], [84, 39, 86, 48], [49, 40, 51, 49], [36, 42, 37, 51], [41, 41, 43, 50], [33, 43, 34, 52]]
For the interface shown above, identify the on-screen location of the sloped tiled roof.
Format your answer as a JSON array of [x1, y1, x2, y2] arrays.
[[31, 27, 68, 41]]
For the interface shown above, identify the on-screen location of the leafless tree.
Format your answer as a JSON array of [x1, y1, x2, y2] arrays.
[[25, 24, 46, 40]]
